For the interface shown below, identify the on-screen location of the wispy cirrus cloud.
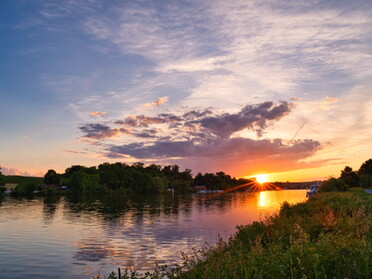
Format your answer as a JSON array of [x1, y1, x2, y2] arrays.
[[79, 0, 372, 105], [320, 96, 339, 110]]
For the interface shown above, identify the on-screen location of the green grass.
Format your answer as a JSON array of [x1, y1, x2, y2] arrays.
[[99, 189, 372, 279], [3, 175, 43, 186]]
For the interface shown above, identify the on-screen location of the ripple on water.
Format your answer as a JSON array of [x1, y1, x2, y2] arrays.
[[0, 191, 307, 278]]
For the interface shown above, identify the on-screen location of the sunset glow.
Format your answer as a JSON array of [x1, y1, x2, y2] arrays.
[[0, 1, 371, 181], [254, 174, 269, 184]]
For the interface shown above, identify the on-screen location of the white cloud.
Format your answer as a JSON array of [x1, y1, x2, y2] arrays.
[[81, 1, 371, 109]]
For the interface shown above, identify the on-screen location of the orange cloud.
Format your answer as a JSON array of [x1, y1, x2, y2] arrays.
[[144, 96, 169, 108], [89, 111, 108, 117]]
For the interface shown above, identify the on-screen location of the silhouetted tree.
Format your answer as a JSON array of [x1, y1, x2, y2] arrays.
[[0, 169, 4, 186], [340, 166, 359, 187], [44, 169, 60, 185], [132, 162, 144, 169], [64, 165, 86, 178], [358, 159, 372, 176]]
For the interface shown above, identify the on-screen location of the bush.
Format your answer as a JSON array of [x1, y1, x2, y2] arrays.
[[359, 175, 372, 188], [318, 178, 349, 192]]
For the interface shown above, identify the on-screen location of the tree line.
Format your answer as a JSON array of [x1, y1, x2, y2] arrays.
[[319, 159, 372, 192], [41, 162, 251, 196], [1, 158, 371, 197]]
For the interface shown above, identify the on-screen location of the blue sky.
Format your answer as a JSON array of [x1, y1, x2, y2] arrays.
[[1, 0, 371, 181]]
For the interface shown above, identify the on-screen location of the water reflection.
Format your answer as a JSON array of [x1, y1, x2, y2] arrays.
[[42, 196, 60, 224], [0, 190, 306, 279]]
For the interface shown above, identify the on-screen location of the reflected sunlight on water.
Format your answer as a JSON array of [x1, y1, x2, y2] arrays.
[[0, 190, 306, 279]]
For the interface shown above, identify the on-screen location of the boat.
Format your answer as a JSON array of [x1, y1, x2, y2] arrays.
[[306, 183, 320, 197]]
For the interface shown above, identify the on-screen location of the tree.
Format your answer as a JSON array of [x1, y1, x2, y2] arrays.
[[132, 162, 144, 169], [0, 168, 4, 186], [44, 169, 60, 185], [69, 171, 88, 194], [152, 176, 166, 193], [339, 166, 359, 187], [358, 159, 372, 176], [359, 175, 372, 189], [357, 159, 372, 188]]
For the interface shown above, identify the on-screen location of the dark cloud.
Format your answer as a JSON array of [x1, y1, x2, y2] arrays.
[[134, 129, 158, 138], [82, 102, 292, 141], [109, 137, 320, 160], [183, 109, 213, 120], [198, 102, 292, 138], [115, 115, 167, 127], [80, 123, 121, 139]]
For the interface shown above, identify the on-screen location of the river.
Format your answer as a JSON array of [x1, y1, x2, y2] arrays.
[[0, 190, 306, 278]]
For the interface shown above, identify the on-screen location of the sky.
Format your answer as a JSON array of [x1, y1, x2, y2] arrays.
[[0, 0, 371, 181]]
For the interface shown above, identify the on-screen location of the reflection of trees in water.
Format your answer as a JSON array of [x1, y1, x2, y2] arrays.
[[63, 193, 196, 224], [64, 194, 131, 221], [195, 191, 251, 215], [42, 196, 60, 224], [66, 191, 262, 273], [63, 192, 246, 226]]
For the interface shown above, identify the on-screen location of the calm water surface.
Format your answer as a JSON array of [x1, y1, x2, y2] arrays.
[[0, 190, 306, 278]]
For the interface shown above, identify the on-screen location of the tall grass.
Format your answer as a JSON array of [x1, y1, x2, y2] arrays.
[[98, 189, 372, 279]]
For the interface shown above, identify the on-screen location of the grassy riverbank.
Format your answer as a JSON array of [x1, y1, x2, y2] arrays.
[[103, 189, 371, 279]]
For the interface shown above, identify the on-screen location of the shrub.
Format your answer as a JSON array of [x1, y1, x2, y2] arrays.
[[318, 178, 349, 192], [359, 174, 372, 188]]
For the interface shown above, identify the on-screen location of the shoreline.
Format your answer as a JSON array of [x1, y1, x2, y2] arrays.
[[101, 188, 371, 279]]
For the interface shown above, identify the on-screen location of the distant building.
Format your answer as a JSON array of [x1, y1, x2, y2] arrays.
[[3, 183, 18, 194]]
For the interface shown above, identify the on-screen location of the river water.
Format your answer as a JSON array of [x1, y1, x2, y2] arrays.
[[0, 190, 306, 278]]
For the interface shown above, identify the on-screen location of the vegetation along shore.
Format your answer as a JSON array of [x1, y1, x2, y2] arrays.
[[94, 160, 372, 279]]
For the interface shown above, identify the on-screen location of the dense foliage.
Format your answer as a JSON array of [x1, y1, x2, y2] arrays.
[[339, 159, 372, 188], [1, 175, 43, 186], [318, 177, 349, 192], [0, 175, 43, 197], [50, 162, 250, 196], [63, 162, 194, 195], [194, 171, 247, 190]]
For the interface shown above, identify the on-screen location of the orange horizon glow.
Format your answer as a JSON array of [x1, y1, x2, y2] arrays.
[[253, 174, 269, 184]]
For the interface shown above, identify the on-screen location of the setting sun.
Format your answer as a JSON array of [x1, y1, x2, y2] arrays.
[[254, 174, 269, 184]]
